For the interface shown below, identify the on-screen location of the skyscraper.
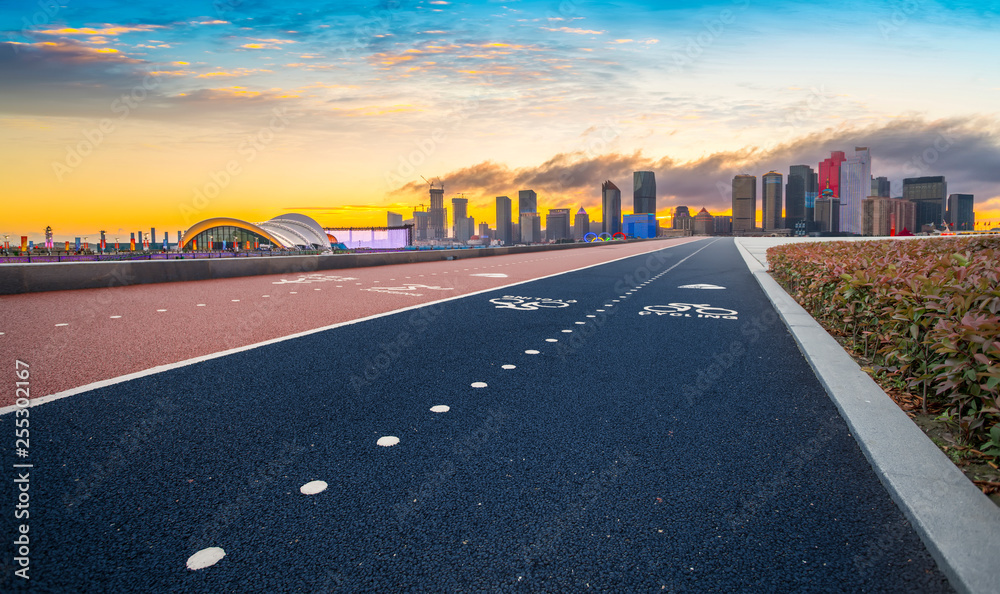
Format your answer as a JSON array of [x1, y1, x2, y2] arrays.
[[815, 190, 840, 233], [732, 174, 757, 233], [903, 176, 947, 230], [692, 208, 715, 235], [819, 151, 847, 197], [518, 189, 537, 243], [633, 171, 656, 214], [452, 197, 470, 241], [573, 207, 590, 240], [495, 196, 512, 245], [546, 208, 571, 241], [520, 212, 541, 243], [839, 147, 871, 235], [672, 206, 692, 231], [871, 176, 891, 197], [762, 171, 783, 231], [786, 165, 815, 227], [602, 181, 621, 234], [947, 193, 975, 231], [429, 183, 446, 240]]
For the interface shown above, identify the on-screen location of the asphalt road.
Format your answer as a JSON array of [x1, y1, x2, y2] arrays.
[[0, 239, 698, 404], [1, 238, 951, 592]]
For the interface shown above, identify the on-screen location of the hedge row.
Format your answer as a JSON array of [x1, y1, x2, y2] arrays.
[[767, 236, 1000, 449]]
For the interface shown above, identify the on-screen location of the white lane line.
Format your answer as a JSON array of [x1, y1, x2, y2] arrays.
[[377, 436, 400, 447], [525, 350, 540, 355], [471, 382, 488, 388], [231, 299, 240, 302], [300, 480, 328, 495], [55, 323, 69, 327], [545, 339, 558, 342], [262, 295, 270, 298], [157, 309, 167, 312], [562, 330, 572, 333], [290, 292, 297, 294], [197, 304, 206, 307], [430, 405, 450, 413], [2, 240, 707, 416], [502, 365, 516, 369]]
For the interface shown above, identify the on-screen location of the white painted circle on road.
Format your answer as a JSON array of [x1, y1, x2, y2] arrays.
[[430, 405, 450, 413], [377, 436, 400, 447], [300, 480, 328, 495], [187, 547, 226, 570], [502, 365, 516, 369], [525, 350, 540, 355], [471, 382, 488, 388]]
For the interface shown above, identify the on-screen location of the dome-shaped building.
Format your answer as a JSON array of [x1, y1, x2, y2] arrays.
[[180, 213, 331, 251]]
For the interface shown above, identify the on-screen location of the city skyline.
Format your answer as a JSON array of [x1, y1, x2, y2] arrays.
[[2, 1, 999, 241]]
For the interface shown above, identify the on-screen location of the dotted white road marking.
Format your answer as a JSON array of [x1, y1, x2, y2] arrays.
[[290, 292, 297, 294], [110, 315, 122, 319], [586, 315, 596, 318], [197, 304, 206, 307], [314, 288, 321, 291], [575, 321, 586, 325], [377, 436, 400, 447], [525, 350, 540, 355], [545, 338, 558, 342], [0, 332, 4, 336], [471, 382, 488, 388], [187, 547, 226, 570], [562, 330, 572, 333], [501, 364, 516, 370], [262, 295, 270, 298], [157, 309, 167, 312], [300, 480, 328, 495], [55, 323, 69, 326], [430, 405, 450, 413], [231, 299, 240, 302], [596, 309, 605, 312]]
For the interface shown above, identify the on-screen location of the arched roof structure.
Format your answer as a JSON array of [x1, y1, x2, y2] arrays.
[[180, 213, 331, 250]]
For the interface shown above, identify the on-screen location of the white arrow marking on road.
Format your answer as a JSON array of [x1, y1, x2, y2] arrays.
[[678, 284, 727, 290]]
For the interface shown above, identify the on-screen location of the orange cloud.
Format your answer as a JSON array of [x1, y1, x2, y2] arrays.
[[37, 24, 166, 36]]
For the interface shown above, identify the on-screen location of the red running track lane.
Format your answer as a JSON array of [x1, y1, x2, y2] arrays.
[[0, 238, 701, 407]]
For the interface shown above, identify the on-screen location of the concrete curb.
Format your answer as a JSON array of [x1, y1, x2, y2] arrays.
[[735, 237, 1000, 594]]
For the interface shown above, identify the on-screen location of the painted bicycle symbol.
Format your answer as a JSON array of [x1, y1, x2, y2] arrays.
[[639, 303, 739, 319], [489, 296, 577, 311]]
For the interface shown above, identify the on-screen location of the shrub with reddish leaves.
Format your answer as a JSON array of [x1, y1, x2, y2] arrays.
[[767, 236, 1000, 448]]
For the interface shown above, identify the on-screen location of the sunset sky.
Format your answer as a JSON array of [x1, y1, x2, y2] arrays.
[[2, 0, 999, 242]]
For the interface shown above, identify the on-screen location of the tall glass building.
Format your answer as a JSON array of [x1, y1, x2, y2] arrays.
[[839, 147, 871, 235], [787, 164, 817, 227], [633, 171, 656, 214], [518, 189, 537, 243], [495, 196, 512, 245], [429, 184, 446, 240], [762, 171, 783, 231], [602, 181, 622, 234], [732, 174, 757, 233], [903, 176, 947, 229]]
